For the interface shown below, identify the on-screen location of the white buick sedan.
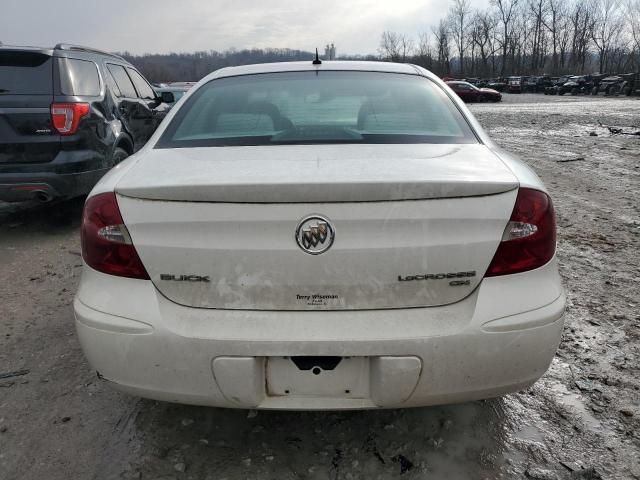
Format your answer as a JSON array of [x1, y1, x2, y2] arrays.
[[74, 61, 565, 410]]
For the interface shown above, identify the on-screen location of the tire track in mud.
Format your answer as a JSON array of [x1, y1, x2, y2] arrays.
[[471, 94, 640, 479]]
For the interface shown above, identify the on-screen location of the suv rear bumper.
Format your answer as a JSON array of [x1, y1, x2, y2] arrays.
[[0, 149, 109, 202], [74, 259, 566, 410]]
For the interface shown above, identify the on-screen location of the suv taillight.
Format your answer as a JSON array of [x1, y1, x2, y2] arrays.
[[51, 102, 90, 135], [81, 192, 149, 280], [485, 188, 556, 277]]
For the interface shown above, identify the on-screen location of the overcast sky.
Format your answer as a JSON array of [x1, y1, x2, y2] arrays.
[[1, 0, 490, 55]]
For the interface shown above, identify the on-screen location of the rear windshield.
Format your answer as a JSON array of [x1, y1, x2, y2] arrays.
[[156, 71, 476, 148], [0, 51, 52, 95]]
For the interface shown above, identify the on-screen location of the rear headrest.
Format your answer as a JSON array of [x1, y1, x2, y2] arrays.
[[214, 113, 275, 134]]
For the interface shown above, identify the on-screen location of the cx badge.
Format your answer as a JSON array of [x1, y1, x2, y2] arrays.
[[295, 215, 335, 255]]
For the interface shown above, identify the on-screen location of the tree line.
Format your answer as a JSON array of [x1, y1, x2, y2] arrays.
[[380, 0, 640, 78], [119, 48, 324, 83], [120, 0, 640, 83]]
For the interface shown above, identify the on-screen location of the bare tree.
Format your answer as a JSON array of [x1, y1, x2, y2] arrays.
[[527, 0, 548, 73], [471, 11, 499, 77], [509, 8, 527, 74], [379, 31, 401, 62], [591, 0, 624, 73], [557, 5, 572, 71], [375, 0, 637, 78], [448, 0, 472, 75], [379, 31, 414, 62], [416, 32, 434, 69], [542, 0, 562, 73], [432, 20, 452, 74], [398, 35, 415, 62], [626, 0, 640, 68], [568, 2, 594, 72], [492, 0, 520, 75]]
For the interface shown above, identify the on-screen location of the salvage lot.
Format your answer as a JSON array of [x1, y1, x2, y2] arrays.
[[0, 93, 639, 479]]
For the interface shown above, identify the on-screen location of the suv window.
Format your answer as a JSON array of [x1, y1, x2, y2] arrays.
[[103, 68, 121, 97], [107, 64, 137, 98], [127, 68, 155, 100], [157, 71, 477, 148], [0, 51, 52, 95], [59, 58, 101, 96]]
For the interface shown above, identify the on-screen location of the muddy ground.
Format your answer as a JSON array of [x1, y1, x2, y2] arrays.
[[0, 93, 639, 480]]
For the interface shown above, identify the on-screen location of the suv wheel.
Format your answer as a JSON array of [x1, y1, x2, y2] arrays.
[[112, 147, 129, 166]]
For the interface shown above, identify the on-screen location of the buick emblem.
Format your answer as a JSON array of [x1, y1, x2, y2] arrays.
[[295, 215, 335, 255]]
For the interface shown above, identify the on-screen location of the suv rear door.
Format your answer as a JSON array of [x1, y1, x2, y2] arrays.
[[126, 67, 167, 143], [0, 50, 60, 164], [106, 63, 147, 150], [106, 63, 164, 150]]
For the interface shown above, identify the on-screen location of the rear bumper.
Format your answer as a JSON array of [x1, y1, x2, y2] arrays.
[[74, 258, 566, 410], [0, 150, 109, 202]]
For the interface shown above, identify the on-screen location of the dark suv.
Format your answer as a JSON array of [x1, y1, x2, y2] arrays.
[[0, 44, 174, 203]]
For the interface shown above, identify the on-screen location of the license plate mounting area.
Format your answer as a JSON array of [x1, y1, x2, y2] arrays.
[[266, 356, 369, 399]]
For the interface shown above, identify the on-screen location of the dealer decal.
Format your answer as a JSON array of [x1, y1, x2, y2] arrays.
[[296, 294, 340, 306]]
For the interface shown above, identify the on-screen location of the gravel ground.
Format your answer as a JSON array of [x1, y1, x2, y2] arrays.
[[0, 93, 639, 480]]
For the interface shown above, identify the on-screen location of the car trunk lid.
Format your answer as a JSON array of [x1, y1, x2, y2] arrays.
[[115, 144, 518, 310], [116, 144, 517, 203]]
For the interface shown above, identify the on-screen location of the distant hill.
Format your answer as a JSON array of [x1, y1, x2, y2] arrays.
[[118, 48, 380, 82], [119, 48, 316, 82]]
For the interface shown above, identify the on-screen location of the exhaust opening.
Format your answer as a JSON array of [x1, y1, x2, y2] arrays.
[[34, 190, 53, 203]]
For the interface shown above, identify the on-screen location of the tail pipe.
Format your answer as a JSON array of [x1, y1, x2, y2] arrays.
[[33, 190, 54, 203]]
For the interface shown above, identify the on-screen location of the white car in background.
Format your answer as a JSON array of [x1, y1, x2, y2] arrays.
[[74, 61, 565, 410]]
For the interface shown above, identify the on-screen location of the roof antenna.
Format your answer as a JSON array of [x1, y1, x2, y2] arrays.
[[312, 48, 322, 65]]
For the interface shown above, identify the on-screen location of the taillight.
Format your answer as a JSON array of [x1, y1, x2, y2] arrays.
[[485, 188, 556, 277], [50, 102, 90, 135], [81, 192, 149, 280]]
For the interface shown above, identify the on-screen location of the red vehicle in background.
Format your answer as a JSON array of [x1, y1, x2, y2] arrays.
[[446, 81, 502, 102]]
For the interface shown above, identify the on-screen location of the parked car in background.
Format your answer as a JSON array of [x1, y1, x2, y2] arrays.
[[523, 76, 539, 93], [533, 76, 553, 93], [0, 44, 173, 203], [596, 76, 624, 95], [446, 81, 502, 102], [167, 81, 197, 89], [74, 60, 564, 410], [544, 77, 559, 93], [487, 78, 507, 92], [544, 75, 570, 95], [620, 73, 640, 96], [588, 73, 609, 95], [534, 76, 554, 93], [557, 76, 590, 95], [154, 85, 189, 106], [506, 76, 523, 93]]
